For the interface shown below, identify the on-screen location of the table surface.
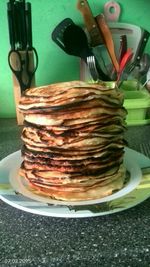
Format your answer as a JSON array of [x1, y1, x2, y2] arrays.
[[0, 119, 150, 267]]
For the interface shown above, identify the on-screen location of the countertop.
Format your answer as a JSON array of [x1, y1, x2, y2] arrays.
[[0, 118, 150, 267]]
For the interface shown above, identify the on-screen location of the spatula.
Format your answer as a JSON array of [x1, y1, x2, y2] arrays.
[[51, 18, 75, 53], [63, 23, 91, 59], [51, 17, 90, 58]]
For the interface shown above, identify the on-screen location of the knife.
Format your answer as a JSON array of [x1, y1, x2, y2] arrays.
[[76, 0, 103, 47], [128, 29, 150, 74], [133, 30, 150, 66]]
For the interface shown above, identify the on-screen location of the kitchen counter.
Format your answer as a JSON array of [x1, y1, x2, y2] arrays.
[[0, 118, 150, 267]]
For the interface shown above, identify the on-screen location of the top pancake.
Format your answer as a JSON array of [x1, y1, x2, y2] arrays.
[[19, 81, 124, 112]]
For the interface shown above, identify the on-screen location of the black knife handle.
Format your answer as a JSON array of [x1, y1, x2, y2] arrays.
[[128, 30, 150, 74], [25, 2, 33, 49], [14, 2, 23, 50], [7, 2, 16, 49], [134, 30, 150, 64], [18, 0, 27, 50]]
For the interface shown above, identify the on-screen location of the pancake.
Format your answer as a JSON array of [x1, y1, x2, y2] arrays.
[[18, 81, 127, 201], [19, 164, 125, 201], [19, 81, 124, 111]]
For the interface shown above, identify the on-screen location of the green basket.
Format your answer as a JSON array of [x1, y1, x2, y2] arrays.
[[121, 81, 150, 126]]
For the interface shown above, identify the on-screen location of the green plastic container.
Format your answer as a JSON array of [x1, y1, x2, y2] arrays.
[[120, 80, 139, 91], [121, 82, 150, 126], [102, 81, 150, 126]]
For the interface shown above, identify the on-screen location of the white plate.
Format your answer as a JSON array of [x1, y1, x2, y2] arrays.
[[0, 147, 150, 218]]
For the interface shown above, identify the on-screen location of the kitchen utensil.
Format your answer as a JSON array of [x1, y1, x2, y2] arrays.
[[7, 0, 37, 51], [135, 53, 150, 89], [139, 53, 150, 75], [7, 2, 16, 49], [127, 30, 150, 74], [87, 56, 99, 81], [7, 0, 38, 125], [119, 35, 127, 63], [8, 48, 38, 93], [109, 34, 127, 80], [95, 13, 119, 72], [7, 0, 38, 92], [16, 0, 27, 50], [51, 19, 110, 81], [62, 23, 91, 58], [25, 2, 32, 49], [51, 18, 74, 52], [76, 0, 103, 47], [62, 23, 110, 81], [103, 2, 150, 71], [104, 1, 121, 22], [142, 67, 150, 88], [109, 23, 150, 64], [117, 48, 133, 82]]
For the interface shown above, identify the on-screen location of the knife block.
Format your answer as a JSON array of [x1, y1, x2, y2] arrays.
[[10, 50, 36, 125]]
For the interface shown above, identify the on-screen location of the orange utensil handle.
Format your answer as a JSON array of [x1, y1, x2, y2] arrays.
[[95, 13, 119, 72], [77, 0, 103, 46]]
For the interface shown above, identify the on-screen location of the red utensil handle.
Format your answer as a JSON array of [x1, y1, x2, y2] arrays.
[[117, 48, 133, 81]]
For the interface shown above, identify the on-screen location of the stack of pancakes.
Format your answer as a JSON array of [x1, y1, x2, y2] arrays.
[[18, 81, 127, 201]]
